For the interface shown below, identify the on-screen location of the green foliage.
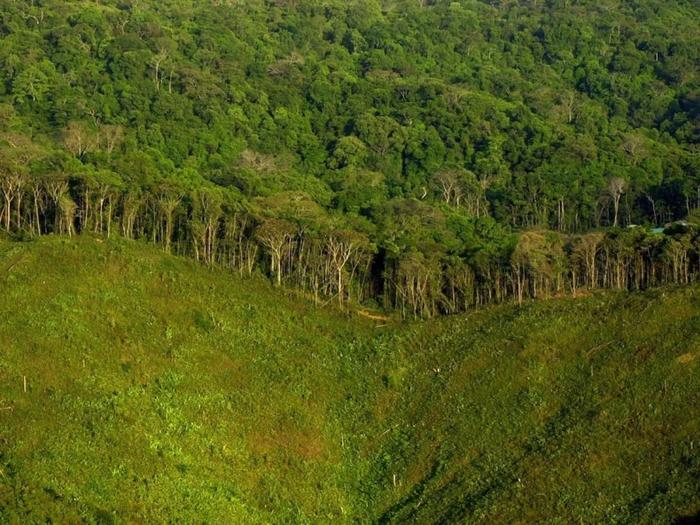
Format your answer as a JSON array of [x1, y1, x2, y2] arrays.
[[0, 0, 698, 226], [0, 0, 700, 317], [0, 238, 699, 522]]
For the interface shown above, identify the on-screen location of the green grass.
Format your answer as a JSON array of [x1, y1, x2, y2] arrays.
[[371, 294, 700, 523], [0, 236, 699, 523]]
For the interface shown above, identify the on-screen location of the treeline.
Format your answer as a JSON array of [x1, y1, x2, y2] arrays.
[[1, 0, 700, 316], [3, 145, 699, 317]]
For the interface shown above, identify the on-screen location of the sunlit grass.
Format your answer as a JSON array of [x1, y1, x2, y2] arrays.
[[0, 236, 698, 523]]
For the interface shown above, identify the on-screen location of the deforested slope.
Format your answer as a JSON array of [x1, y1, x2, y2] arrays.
[[0, 237, 699, 523]]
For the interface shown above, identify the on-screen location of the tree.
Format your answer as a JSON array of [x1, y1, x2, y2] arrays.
[[325, 229, 370, 306], [571, 232, 605, 289], [92, 170, 122, 237], [121, 187, 144, 239], [44, 174, 71, 234], [0, 157, 26, 232], [99, 125, 125, 155], [190, 186, 223, 265], [331, 168, 387, 215], [511, 230, 566, 304], [328, 136, 368, 170], [394, 248, 443, 318], [64, 122, 97, 158], [12, 65, 50, 104], [433, 170, 465, 207], [155, 180, 184, 253], [150, 49, 169, 91], [0, 134, 45, 232], [58, 195, 77, 237], [608, 176, 627, 227], [256, 218, 296, 286]]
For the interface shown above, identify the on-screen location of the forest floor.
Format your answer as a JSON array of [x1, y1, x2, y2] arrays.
[[0, 236, 699, 523]]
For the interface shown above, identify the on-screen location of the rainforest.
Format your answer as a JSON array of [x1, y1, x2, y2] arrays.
[[0, 0, 699, 523]]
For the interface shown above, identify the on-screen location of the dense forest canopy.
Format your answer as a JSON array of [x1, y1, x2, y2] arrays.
[[1, 0, 699, 315]]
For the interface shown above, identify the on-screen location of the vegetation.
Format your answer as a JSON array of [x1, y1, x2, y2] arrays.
[[0, 237, 699, 523], [1, 0, 700, 316], [1, 2, 700, 521]]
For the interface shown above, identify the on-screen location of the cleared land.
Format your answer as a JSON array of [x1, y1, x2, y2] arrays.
[[0, 237, 698, 523]]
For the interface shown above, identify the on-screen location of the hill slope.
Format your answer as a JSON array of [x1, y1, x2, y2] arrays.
[[371, 291, 700, 523], [0, 237, 699, 523]]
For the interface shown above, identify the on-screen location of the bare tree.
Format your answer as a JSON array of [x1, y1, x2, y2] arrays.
[[156, 187, 182, 253], [44, 176, 70, 233], [621, 134, 646, 165], [0, 134, 44, 231], [58, 195, 76, 237], [121, 190, 143, 239], [554, 91, 577, 124], [190, 188, 222, 265], [150, 49, 169, 91], [99, 124, 125, 155], [326, 230, 368, 306], [571, 232, 605, 289], [0, 165, 25, 231], [608, 177, 627, 227], [256, 218, 295, 286], [239, 149, 281, 174], [64, 121, 97, 158], [433, 170, 464, 206]]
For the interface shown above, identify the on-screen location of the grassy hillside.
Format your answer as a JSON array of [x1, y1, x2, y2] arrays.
[[0, 236, 385, 523], [371, 293, 700, 523], [0, 237, 699, 523]]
